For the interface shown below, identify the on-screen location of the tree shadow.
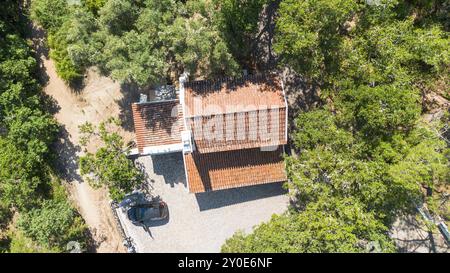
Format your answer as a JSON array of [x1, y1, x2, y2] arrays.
[[282, 67, 322, 130], [134, 100, 182, 138], [50, 125, 83, 183], [134, 160, 155, 195], [391, 214, 450, 253], [252, 0, 281, 71], [117, 82, 143, 132], [185, 73, 278, 96], [195, 182, 287, 211], [27, 22, 50, 86], [81, 216, 98, 253], [68, 76, 87, 94], [40, 92, 61, 115]]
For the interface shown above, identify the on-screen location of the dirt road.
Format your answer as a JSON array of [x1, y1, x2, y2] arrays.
[[28, 24, 137, 252]]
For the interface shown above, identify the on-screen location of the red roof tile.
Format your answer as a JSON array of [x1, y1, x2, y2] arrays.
[[187, 108, 287, 153], [184, 146, 287, 193], [132, 100, 183, 153], [184, 74, 286, 117], [183, 74, 287, 153]]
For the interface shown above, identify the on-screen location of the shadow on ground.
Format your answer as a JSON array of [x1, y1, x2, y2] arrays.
[[28, 21, 50, 86], [195, 182, 287, 211], [252, 0, 281, 71], [117, 82, 141, 132], [150, 153, 186, 188], [51, 125, 82, 183], [391, 214, 449, 253]]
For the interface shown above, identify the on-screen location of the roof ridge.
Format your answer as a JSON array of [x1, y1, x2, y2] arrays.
[[184, 105, 286, 118]]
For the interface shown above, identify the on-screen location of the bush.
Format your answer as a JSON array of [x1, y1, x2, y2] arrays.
[[48, 24, 84, 83], [8, 229, 57, 253], [17, 200, 88, 251], [30, 0, 70, 32]]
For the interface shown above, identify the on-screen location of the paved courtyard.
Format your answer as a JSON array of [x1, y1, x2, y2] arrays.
[[116, 153, 289, 253]]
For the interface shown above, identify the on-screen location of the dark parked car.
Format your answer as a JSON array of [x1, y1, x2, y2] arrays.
[[126, 201, 169, 224], [119, 191, 169, 226]]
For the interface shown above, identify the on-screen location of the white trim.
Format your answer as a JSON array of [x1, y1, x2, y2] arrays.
[[141, 143, 183, 155], [280, 77, 288, 143], [182, 153, 190, 193], [127, 148, 140, 156], [179, 73, 189, 132], [179, 72, 191, 191]]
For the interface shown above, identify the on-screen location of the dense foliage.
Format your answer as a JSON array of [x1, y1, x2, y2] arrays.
[[0, 0, 88, 252], [222, 0, 449, 253], [4, 0, 449, 253], [215, 0, 268, 68], [30, 0, 270, 86], [79, 118, 144, 201], [17, 199, 87, 250]]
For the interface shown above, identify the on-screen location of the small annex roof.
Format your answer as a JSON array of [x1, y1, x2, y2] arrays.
[[132, 100, 183, 153]]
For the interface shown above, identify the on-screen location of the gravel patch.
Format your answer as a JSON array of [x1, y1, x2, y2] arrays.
[[117, 153, 289, 253]]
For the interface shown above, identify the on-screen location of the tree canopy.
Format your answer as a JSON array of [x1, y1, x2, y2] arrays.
[[222, 0, 449, 253], [0, 0, 88, 252], [79, 118, 144, 201], [30, 0, 263, 86], [3, 0, 448, 253]]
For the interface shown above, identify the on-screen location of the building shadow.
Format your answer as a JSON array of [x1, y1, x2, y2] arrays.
[[150, 153, 186, 188], [195, 182, 287, 211]]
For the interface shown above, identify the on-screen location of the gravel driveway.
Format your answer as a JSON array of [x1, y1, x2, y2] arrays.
[[116, 153, 289, 253]]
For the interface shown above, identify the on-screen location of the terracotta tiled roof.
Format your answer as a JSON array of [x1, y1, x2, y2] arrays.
[[184, 74, 285, 117], [183, 74, 287, 153], [187, 108, 287, 153], [184, 146, 287, 193], [132, 100, 183, 153]]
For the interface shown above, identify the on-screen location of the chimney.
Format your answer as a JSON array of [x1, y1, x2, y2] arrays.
[[178, 72, 189, 104], [179, 71, 189, 131], [139, 93, 148, 103]]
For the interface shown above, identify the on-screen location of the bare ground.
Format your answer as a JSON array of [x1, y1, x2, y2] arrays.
[[27, 24, 138, 252]]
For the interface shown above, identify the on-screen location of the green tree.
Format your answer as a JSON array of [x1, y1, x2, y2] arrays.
[[17, 199, 88, 251], [163, 9, 240, 79], [222, 197, 396, 253], [214, 0, 268, 67], [82, 0, 107, 15], [336, 84, 421, 138], [98, 0, 141, 35], [79, 118, 144, 201], [47, 21, 84, 82], [31, 0, 241, 87], [274, 0, 360, 80], [1, 0, 88, 253], [30, 0, 70, 32]]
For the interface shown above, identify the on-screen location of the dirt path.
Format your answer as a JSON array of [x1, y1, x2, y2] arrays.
[[28, 24, 137, 252]]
